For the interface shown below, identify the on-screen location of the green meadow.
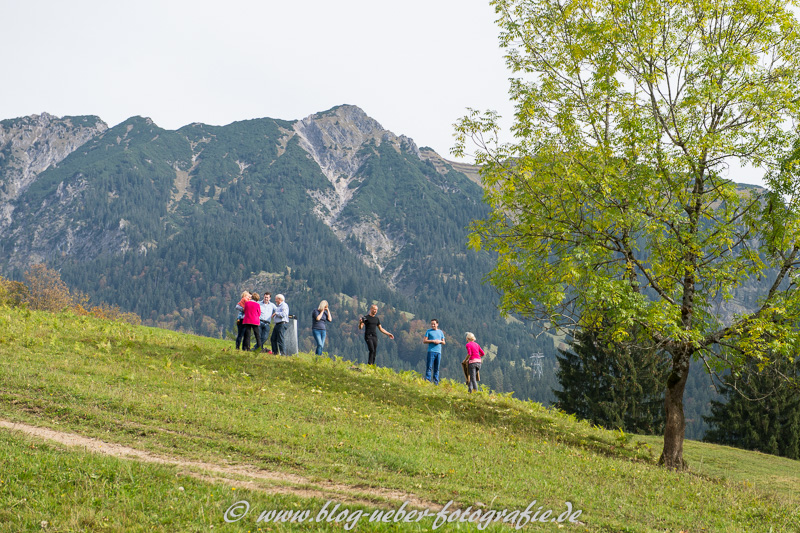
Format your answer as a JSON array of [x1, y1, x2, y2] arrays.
[[0, 306, 798, 532]]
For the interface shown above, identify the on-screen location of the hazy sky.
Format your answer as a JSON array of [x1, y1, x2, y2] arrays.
[[2, 0, 514, 162], [2, 0, 765, 185]]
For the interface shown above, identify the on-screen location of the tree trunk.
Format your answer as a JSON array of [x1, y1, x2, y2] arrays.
[[660, 350, 690, 470]]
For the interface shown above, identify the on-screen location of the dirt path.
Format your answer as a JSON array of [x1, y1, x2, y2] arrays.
[[0, 419, 440, 510]]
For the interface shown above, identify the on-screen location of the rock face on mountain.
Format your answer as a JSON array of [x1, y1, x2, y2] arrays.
[[295, 106, 412, 222], [295, 105, 421, 195], [294, 105, 425, 273], [0, 113, 107, 230]]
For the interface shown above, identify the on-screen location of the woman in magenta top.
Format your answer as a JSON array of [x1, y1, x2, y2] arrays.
[[235, 291, 251, 350], [465, 332, 484, 393], [242, 293, 263, 351]]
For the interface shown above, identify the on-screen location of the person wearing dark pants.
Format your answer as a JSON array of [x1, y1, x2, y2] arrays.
[[259, 292, 276, 353], [235, 291, 251, 350], [271, 321, 287, 354], [463, 332, 484, 393], [270, 294, 290, 355], [358, 304, 394, 365], [365, 335, 378, 365], [242, 293, 263, 351]]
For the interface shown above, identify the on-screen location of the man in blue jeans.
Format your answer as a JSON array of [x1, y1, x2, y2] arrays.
[[423, 319, 446, 384]]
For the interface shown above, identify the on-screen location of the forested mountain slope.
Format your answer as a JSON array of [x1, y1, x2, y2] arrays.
[[0, 106, 558, 405]]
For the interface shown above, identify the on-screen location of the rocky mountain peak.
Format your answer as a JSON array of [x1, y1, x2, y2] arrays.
[[293, 104, 420, 182], [0, 113, 107, 229], [293, 104, 420, 225], [291, 105, 424, 274]]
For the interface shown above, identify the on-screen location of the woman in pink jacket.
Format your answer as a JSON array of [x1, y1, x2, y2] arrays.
[[235, 291, 251, 350], [242, 292, 263, 351], [464, 332, 485, 393]]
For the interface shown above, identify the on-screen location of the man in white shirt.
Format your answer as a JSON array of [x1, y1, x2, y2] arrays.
[[270, 294, 290, 355]]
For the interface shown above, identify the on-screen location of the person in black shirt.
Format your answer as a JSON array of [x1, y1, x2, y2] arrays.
[[358, 304, 394, 365]]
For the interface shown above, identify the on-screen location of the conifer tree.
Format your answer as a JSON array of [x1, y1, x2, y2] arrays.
[[704, 358, 800, 460], [555, 325, 670, 435]]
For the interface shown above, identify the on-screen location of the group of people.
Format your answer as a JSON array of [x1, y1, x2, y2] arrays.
[[234, 297, 485, 392], [235, 291, 290, 355], [235, 292, 333, 356]]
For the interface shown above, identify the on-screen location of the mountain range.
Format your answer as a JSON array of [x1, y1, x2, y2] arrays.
[[0, 105, 561, 405]]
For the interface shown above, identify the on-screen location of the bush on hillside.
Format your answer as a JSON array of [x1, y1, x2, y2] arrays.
[[24, 264, 88, 312], [0, 276, 29, 307], [1, 265, 141, 325]]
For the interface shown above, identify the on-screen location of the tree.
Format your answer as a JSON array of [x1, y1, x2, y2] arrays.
[[24, 264, 87, 312], [455, 0, 800, 469], [704, 357, 800, 459], [555, 324, 670, 434]]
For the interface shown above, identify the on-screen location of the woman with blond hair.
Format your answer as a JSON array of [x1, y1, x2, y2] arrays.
[[311, 299, 333, 355], [242, 292, 263, 351], [235, 291, 251, 350], [463, 332, 484, 393]]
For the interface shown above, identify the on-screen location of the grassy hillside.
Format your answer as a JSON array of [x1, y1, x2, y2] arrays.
[[0, 306, 798, 532]]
